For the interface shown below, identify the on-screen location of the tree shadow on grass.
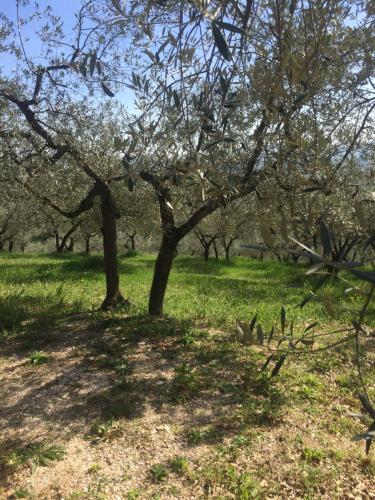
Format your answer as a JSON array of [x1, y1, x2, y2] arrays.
[[0, 254, 137, 286], [0, 288, 84, 349]]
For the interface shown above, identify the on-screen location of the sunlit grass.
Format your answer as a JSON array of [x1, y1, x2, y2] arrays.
[[0, 252, 368, 334]]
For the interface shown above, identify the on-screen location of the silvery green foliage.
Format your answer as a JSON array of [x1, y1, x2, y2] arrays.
[[239, 217, 375, 454]]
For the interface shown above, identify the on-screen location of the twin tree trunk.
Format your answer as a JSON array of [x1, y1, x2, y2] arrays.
[[223, 238, 236, 261], [55, 226, 77, 253], [195, 230, 218, 261], [126, 232, 136, 251]]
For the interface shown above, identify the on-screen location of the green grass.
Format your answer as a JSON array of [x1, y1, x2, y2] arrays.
[[149, 463, 169, 482], [0, 252, 366, 338], [27, 350, 49, 365], [1, 253, 374, 498]]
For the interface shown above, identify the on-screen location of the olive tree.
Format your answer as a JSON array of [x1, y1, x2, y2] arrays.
[[112, 0, 375, 315]]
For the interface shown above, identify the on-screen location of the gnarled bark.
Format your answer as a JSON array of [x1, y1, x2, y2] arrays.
[[126, 231, 137, 251]]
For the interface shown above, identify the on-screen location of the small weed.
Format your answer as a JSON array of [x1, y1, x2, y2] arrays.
[[330, 449, 344, 461], [89, 419, 122, 442], [336, 372, 357, 391], [242, 365, 271, 396], [95, 354, 129, 376], [28, 441, 65, 472], [170, 363, 199, 401], [295, 373, 324, 401], [95, 356, 117, 370], [301, 447, 327, 463], [232, 435, 250, 447], [200, 462, 261, 499], [169, 455, 190, 476], [186, 425, 217, 445], [28, 351, 49, 365], [240, 390, 285, 426], [149, 463, 169, 482], [217, 434, 256, 460], [180, 328, 207, 346], [127, 488, 140, 499], [87, 476, 108, 498], [88, 463, 101, 474], [66, 491, 85, 500], [30, 442, 64, 472], [2, 440, 65, 474], [308, 354, 342, 374], [114, 360, 129, 376], [236, 472, 262, 499], [14, 489, 31, 499], [180, 333, 196, 345], [299, 463, 324, 492]]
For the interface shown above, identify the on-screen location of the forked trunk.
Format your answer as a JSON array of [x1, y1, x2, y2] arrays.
[[100, 191, 127, 310], [127, 233, 136, 251], [148, 234, 178, 316], [130, 236, 135, 250]]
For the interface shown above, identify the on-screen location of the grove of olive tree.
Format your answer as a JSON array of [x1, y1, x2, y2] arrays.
[[0, 0, 374, 317]]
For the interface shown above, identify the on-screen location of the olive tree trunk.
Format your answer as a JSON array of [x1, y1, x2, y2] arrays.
[[148, 234, 178, 316], [213, 239, 219, 260], [84, 235, 91, 255], [100, 191, 127, 310], [223, 236, 239, 261]]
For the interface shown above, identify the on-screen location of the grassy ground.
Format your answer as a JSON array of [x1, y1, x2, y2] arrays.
[[0, 253, 374, 499], [0, 252, 363, 331]]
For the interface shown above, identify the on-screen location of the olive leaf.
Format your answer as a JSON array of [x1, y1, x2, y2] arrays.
[[271, 354, 287, 377], [101, 82, 115, 97], [319, 220, 332, 256], [212, 23, 231, 61], [214, 20, 246, 36]]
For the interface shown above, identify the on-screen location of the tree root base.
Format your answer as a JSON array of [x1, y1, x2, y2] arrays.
[[100, 293, 129, 311]]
